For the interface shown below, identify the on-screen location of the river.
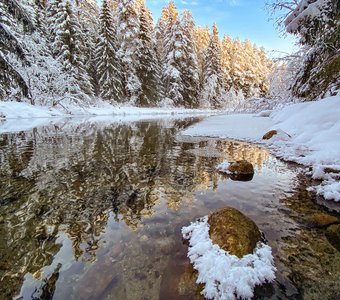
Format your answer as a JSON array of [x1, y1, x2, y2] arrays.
[[0, 116, 339, 299]]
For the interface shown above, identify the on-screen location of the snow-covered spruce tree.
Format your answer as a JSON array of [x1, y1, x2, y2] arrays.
[[53, 0, 93, 96], [116, 0, 142, 104], [135, 2, 162, 106], [180, 10, 200, 108], [221, 34, 233, 91], [256, 46, 271, 97], [229, 38, 246, 96], [73, 0, 100, 94], [283, 0, 339, 99], [47, 0, 63, 43], [96, 0, 124, 101], [194, 26, 210, 91], [33, 0, 47, 32], [0, 0, 35, 101], [200, 23, 227, 109], [162, 19, 185, 106], [155, 0, 178, 65]]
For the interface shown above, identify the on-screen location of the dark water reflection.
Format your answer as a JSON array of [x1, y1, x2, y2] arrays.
[[0, 117, 338, 300]]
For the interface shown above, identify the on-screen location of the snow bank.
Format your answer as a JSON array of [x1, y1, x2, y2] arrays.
[[181, 114, 273, 140], [0, 101, 216, 119], [269, 94, 340, 201], [180, 94, 340, 202], [182, 217, 276, 300], [0, 101, 216, 133]]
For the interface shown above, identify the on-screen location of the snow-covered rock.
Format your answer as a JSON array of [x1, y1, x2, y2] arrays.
[[182, 214, 276, 300]]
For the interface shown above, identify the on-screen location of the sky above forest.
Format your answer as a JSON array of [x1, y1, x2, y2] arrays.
[[98, 0, 298, 55], [148, 0, 297, 54]]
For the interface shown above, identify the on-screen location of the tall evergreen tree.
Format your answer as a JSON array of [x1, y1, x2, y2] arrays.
[[47, 0, 63, 43], [116, 0, 141, 103], [135, 2, 162, 106], [221, 34, 233, 91], [155, 0, 178, 64], [162, 19, 185, 106], [180, 10, 200, 108], [201, 23, 226, 108], [284, 0, 339, 99], [96, 0, 124, 101], [194, 26, 210, 90], [53, 0, 93, 95]]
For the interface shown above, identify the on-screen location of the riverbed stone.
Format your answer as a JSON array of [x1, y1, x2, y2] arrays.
[[262, 130, 278, 140], [306, 213, 339, 228], [208, 207, 262, 258], [227, 160, 254, 175], [325, 224, 340, 251]]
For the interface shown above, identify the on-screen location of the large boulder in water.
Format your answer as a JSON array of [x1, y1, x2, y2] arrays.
[[208, 207, 262, 258]]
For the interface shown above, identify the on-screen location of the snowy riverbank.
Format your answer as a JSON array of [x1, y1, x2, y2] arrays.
[[181, 94, 340, 202], [0, 101, 218, 134]]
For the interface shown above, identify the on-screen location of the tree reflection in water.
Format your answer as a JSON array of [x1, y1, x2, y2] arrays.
[[0, 118, 271, 299]]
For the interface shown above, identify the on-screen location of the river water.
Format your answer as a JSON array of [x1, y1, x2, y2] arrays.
[[0, 117, 339, 299]]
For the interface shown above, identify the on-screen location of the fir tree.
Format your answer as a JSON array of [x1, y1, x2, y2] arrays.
[[96, 0, 124, 101], [162, 19, 185, 106], [135, 2, 162, 106], [53, 0, 93, 95], [201, 23, 226, 109], [221, 34, 233, 91], [180, 10, 200, 108], [47, 0, 63, 43], [116, 0, 141, 103], [155, 0, 178, 64]]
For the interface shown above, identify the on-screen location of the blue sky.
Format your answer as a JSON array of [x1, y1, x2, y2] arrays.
[[147, 0, 297, 54], [98, 0, 297, 54]]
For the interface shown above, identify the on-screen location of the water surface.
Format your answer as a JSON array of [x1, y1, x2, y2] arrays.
[[0, 117, 339, 299]]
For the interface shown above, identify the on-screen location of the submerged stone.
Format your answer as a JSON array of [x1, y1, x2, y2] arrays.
[[325, 224, 340, 251], [208, 207, 262, 258], [306, 213, 339, 228]]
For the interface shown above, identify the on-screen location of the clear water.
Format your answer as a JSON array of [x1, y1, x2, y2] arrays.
[[0, 117, 339, 300]]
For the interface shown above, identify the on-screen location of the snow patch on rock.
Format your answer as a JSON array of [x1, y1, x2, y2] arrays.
[[216, 160, 231, 174], [182, 216, 276, 300]]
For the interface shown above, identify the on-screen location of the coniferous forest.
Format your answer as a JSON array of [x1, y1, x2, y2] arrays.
[[0, 0, 339, 109], [1, 0, 275, 109]]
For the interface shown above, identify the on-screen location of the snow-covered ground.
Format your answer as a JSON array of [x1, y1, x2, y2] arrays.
[[182, 113, 273, 140], [0, 101, 217, 134], [181, 94, 340, 202]]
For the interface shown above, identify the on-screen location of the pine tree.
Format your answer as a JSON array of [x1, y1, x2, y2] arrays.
[[180, 10, 200, 108], [135, 2, 162, 106], [155, 0, 178, 64], [229, 37, 245, 94], [116, 0, 141, 103], [221, 34, 233, 91], [96, 0, 124, 101], [73, 0, 101, 95], [53, 0, 93, 95], [33, 0, 47, 32], [47, 0, 63, 43], [201, 23, 226, 109], [194, 26, 210, 90], [162, 19, 184, 106], [284, 0, 339, 99]]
